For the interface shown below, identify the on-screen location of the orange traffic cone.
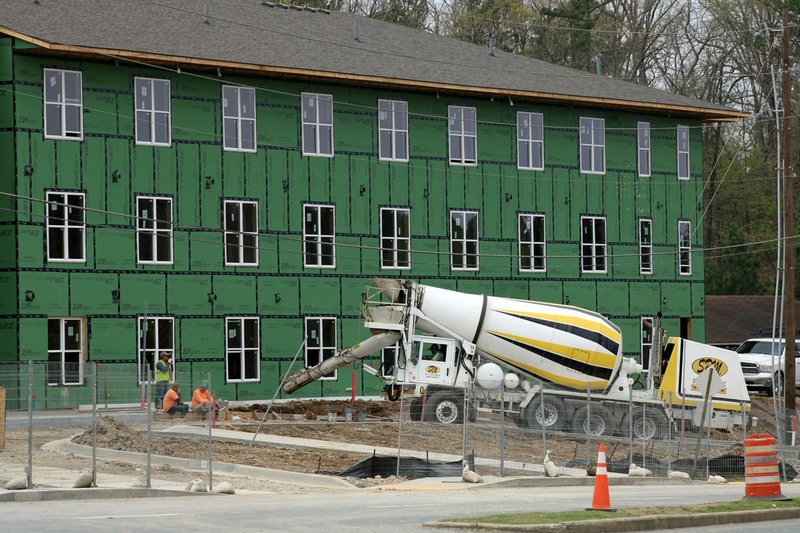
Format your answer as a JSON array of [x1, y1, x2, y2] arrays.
[[587, 443, 616, 512]]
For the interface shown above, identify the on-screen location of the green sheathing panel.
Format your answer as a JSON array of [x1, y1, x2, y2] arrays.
[[3, 48, 710, 404]]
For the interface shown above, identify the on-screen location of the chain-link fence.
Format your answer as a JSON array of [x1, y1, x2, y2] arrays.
[[2, 362, 798, 490]]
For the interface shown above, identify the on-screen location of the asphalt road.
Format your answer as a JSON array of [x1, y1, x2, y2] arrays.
[[3, 483, 800, 532]]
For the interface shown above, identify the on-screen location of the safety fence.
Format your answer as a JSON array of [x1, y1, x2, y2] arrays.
[[1, 364, 798, 490]]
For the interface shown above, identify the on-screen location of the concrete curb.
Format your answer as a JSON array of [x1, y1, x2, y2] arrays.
[[0, 488, 199, 503], [425, 506, 800, 532], [44, 436, 355, 490]]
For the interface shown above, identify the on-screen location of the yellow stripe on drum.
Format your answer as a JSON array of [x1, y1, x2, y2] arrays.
[[495, 308, 621, 344], [488, 330, 618, 369], [484, 349, 609, 391]]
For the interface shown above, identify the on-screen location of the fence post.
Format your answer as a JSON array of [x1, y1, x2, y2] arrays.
[[91, 362, 97, 487], [586, 383, 591, 465], [207, 371, 213, 493], [396, 387, 404, 478], [27, 360, 33, 489], [628, 383, 633, 467], [145, 375, 152, 488], [641, 402, 646, 468], [461, 385, 468, 462], [540, 380, 546, 454], [499, 382, 505, 477]]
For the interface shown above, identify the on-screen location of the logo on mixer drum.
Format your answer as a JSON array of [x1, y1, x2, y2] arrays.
[[691, 357, 728, 377]]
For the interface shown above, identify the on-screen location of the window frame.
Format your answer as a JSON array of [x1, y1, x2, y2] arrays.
[[447, 105, 477, 166], [641, 316, 654, 372], [450, 209, 479, 271], [518, 213, 546, 272], [304, 316, 338, 381], [222, 85, 257, 153], [225, 316, 260, 383], [580, 215, 607, 273], [637, 121, 651, 177], [379, 207, 411, 270], [223, 199, 259, 267], [677, 125, 690, 180], [639, 218, 653, 275], [301, 92, 334, 157], [134, 77, 171, 147], [678, 219, 692, 276], [378, 99, 409, 162], [381, 342, 401, 379], [516, 111, 544, 171], [137, 316, 175, 385], [302, 203, 336, 269], [43, 68, 83, 141], [579, 117, 605, 174], [136, 195, 174, 265], [47, 317, 85, 386], [45, 190, 86, 263]]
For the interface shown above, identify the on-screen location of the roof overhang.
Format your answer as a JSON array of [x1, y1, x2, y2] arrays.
[[2, 27, 749, 123]]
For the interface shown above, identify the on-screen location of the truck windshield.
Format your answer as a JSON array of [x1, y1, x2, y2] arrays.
[[736, 340, 783, 355]]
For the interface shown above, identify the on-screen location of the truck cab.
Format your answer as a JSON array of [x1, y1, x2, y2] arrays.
[[736, 338, 800, 395]]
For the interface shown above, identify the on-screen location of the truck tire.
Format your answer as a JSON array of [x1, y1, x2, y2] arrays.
[[770, 372, 784, 397], [571, 405, 615, 436], [622, 408, 669, 440], [524, 396, 566, 431], [425, 392, 463, 424], [409, 397, 423, 421]]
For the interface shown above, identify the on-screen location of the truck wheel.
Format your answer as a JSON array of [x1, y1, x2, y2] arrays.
[[770, 372, 784, 397], [622, 408, 669, 440], [409, 397, 423, 421], [571, 405, 615, 436], [524, 396, 566, 431], [425, 392, 463, 424]]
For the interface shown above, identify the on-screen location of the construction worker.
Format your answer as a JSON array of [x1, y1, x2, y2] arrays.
[[162, 383, 188, 416], [191, 380, 215, 418], [154, 351, 172, 409]]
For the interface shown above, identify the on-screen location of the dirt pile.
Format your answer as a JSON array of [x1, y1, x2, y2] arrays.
[[73, 416, 146, 451]]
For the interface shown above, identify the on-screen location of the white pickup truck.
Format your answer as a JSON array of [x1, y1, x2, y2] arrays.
[[736, 337, 800, 395]]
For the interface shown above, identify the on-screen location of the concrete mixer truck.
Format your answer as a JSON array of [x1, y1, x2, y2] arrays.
[[283, 279, 750, 439]]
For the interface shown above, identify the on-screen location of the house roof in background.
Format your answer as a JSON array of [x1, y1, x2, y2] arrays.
[[0, 0, 745, 121], [704, 295, 800, 346]]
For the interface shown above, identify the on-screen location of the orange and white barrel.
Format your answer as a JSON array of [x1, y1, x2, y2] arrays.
[[743, 433, 787, 500]]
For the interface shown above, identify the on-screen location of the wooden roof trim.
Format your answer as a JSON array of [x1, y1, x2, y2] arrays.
[[3, 28, 748, 122]]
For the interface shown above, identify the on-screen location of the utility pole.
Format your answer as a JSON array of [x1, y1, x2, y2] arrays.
[[782, 6, 796, 426]]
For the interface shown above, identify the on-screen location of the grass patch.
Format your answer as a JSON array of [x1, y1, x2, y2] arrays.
[[446, 498, 800, 525]]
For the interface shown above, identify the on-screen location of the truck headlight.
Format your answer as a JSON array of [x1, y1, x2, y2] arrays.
[[760, 362, 773, 373]]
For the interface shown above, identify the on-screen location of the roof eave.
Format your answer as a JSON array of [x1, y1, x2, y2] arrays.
[[3, 28, 748, 122]]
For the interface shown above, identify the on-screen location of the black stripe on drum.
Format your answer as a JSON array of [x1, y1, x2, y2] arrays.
[[497, 311, 619, 355], [489, 332, 614, 380]]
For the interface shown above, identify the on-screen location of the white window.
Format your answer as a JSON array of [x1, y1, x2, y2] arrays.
[[641, 316, 654, 372], [639, 218, 653, 275], [134, 78, 171, 146], [305, 317, 337, 380], [637, 122, 651, 177], [580, 216, 607, 273], [450, 210, 479, 270], [47, 318, 84, 386], [224, 200, 258, 266], [303, 204, 335, 268], [223, 85, 256, 152], [137, 316, 174, 384], [43, 68, 83, 140], [301, 92, 333, 156], [517, 111, 544, 170], [378, 99, 408, 161], [380, 207, 410, 269], [136, 196, 173, 264], [226, 317, 260, 382], [677, 125, 690, 180], [46, 191, 85, 262], [579, 117, 605, 174], [519, 213, 546, 272], [678, 220, 692, 275], [448, 105, 477, 165]]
